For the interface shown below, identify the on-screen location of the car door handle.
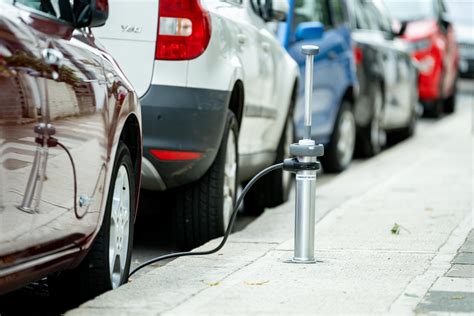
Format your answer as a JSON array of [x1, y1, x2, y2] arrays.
[[328, 51, 337, 60], [237, 34, 247, 45], [262, 42, 270, 53]]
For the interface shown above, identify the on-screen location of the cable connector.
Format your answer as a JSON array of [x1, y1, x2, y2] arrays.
[[35, 136, 58, 148], [283, 157, 320, 173]]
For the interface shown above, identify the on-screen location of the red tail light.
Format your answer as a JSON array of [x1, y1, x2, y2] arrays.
[[150, 149, 202, 161], [353, 46, 363, 65], [156, 0, 211, 60]]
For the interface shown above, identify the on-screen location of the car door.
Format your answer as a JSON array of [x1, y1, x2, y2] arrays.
[[212, 1, 266, 155], [1, 1, 109, 264], [288, 0, 348, 143], [377, 1, 415, 126], [368, 0, 413, 127], [0, 3, 49, 265], [438, 0, 458, 98], [245, 0, 280, 153]]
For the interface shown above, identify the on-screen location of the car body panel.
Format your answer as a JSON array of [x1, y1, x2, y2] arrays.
[[346, 0, 418, 131], [279, 0, 357, 144], [0, 2, 141, 294], [446, 0, 474, 77], [385, 0, 459, 102], [92, 0, 159, 98]]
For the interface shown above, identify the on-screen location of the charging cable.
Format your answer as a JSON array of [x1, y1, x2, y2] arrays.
[[35, 134, 86, 219], [128, 162, 284, 278]]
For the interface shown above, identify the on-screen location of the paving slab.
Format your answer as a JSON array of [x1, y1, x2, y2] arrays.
[[447, 265, 474, 278], [430, 277, 474, 293], [453, 253, 474, 265], [415, 291, 474, 314]]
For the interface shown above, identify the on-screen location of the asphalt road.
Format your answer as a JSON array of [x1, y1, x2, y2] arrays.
[[0, 79, 472, 316]]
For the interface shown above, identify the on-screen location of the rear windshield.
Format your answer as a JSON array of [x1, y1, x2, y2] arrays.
[[384, 0, 436, 22]]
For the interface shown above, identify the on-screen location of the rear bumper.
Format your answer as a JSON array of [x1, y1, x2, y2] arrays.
[[140, 85, 231, 190]]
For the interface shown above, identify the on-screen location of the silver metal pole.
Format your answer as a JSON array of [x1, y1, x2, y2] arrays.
[[290, 45, 321, 263], [293, 154, 317, 262], [304, 54, 314, 140]]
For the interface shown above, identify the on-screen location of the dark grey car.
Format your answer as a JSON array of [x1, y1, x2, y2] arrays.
[[347, 0, 419, 156]]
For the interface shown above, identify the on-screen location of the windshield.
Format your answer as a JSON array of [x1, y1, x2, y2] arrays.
[[384, 0, 436, 22], [446, 0, 474, 26]]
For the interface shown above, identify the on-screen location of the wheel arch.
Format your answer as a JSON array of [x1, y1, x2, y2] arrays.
[[228, 80, 244, 128], [119, 113, 142, 217], [342, 85, 356, 107]]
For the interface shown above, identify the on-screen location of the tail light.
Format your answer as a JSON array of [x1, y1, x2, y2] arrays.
[[156, 0, 211, 60], [150, 149, 202, 161], [353, 46, 363, 65]]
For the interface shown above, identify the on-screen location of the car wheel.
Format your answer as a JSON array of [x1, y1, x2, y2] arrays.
[[444, 77, 457, 114], [423, 99, 444, 118], [49, 142, 135, 305], [175, 110, 238, 249], [424, 71, 445, 118], [244, 108, 294, 215], [321, 101, 356, 173], [359, 84, 386, 157]]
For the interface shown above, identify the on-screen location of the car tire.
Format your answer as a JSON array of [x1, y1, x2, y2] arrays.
[[444, 78, 457, 114], [423, 99, 444, 118], [175, 110, 238, 249], [321, 100, 356, 173], [49, 141, 135, 305], [424, 71, 445, 118], [358, 84, 386, 157], [244, 108, 295, 215]]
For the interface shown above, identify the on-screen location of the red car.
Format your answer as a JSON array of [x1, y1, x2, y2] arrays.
[[386, 0, 459, 117], [0, 0, 141, 305]]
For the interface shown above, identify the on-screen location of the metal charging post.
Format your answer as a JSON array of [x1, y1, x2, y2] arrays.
[[287, 45, 323, 263]]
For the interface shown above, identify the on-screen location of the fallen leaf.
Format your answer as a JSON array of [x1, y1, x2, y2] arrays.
[[450, 295, 465, 300], [244, 280, 269, 286], [204, 281, 220, 286], [391, 223, 400, 235]]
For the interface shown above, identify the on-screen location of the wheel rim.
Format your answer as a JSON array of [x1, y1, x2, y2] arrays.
[[336, 109, 356, 168], [109, 165, 130, 289], [370, 88, 386, 153], [222, 130, 237, 231], [282, 116, 294, 194]]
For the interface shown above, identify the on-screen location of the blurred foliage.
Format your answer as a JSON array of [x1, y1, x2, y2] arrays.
[[1, 51, 79, 85]]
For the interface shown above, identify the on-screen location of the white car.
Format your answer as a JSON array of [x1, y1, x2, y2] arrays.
[[94, 0, 299, 248]]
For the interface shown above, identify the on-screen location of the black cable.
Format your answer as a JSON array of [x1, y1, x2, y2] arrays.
[[128, 162, 284, 279], [57, 141, 86, 219]]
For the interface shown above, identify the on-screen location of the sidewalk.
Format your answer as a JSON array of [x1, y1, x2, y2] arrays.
[[68, 104, 473, 315]]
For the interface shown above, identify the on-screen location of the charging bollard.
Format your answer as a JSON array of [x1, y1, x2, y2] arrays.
[[286, 45, 324, 263]]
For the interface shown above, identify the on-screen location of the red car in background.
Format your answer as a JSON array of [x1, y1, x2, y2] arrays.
[[385, 0, 459, 117]]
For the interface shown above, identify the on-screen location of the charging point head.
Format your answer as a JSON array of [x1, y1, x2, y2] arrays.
[[301, 45, 319, 56]]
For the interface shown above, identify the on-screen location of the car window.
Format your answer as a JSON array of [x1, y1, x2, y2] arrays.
[[365, 1, 392, 33], [354, 0, 378, 30], [375, 1, 394, 34], [15, 0, 74, 23], [294, 0, 332, 29], [223, 0, 242, 5], [330, 0, 347, 26]]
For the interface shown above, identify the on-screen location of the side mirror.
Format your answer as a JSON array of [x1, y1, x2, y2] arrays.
[[74, 0, 109, 28], [295, 22, 324, 41], [272, 0, 289, 22]]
